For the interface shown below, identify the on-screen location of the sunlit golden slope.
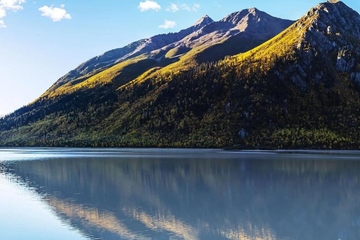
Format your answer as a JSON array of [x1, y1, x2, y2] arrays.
[[41, 56, 157, 98]]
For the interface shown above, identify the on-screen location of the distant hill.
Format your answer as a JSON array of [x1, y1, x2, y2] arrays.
[[1, 1, 360, 149]]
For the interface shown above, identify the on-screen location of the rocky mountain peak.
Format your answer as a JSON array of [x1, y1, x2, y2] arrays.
[[305, 0, 360, 30], [284, 1, 360, 87], [221, 7, 290, 27], [216, 7, 293, 39], [299, 1, 360, 47], [221, 9, 252, 25], [248, 7, 259, 15], [193, 15, 214, 28]]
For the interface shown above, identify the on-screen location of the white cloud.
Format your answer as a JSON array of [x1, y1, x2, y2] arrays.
[[138, 0, 161, 12], [0, 0, 26, 11], [39, 4, 71, 22], [166, 3, 179, 12], [0, 0, 26, 28], [159, 20, 176, 29]]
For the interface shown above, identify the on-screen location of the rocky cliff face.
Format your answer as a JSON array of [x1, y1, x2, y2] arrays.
[[220, 7, 292, 38], [270, 1, 360, 88], [299, 1, 360, 57], [178, 8, 293, 49]]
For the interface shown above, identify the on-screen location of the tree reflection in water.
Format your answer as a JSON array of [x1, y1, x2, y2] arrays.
[[3, 151, 360, 240]]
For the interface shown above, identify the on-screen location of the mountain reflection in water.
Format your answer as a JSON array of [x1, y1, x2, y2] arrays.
[[2, 149, 360, 240]]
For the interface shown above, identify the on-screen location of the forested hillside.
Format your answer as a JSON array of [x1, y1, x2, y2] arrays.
[[1, 1, 360, 149]]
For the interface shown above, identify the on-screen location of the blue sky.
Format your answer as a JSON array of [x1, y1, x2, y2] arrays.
[[0, 0, 359, 116]]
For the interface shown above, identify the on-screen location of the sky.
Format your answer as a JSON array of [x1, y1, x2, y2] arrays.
[[0, 0, 359, 116]]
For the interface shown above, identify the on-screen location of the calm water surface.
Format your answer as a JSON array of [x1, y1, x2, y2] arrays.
[[1, 148, 360, 240]]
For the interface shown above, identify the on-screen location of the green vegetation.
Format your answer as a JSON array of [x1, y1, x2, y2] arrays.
[[165, 46, 191, 59], [1, 51, 360, 148]]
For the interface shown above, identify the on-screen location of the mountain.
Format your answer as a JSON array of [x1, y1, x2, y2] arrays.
[[1, 1, 360, 149], [244, 0, 360, 84], [50, 16, 214, 91], [47, 8, 293, 96]]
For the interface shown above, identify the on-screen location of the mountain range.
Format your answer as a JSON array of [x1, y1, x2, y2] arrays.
[[1, 1, 360, 149], [48, 8, 293, 96]]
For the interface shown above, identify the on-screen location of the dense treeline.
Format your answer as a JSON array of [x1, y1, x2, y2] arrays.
[[1, 50, 360, 149]]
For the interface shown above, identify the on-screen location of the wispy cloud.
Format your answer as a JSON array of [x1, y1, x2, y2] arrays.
[[0, 0, 26, 28], [166, 3, 179, 12], [138, 0, 161, 12], [166, 3, 200, 12], [39, 4, 71, 22], [159, 20, 176, 29], [192, 3, 200, 12], [180, 3, 191, 11]]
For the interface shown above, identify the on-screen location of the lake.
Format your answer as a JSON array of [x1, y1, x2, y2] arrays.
[[1, 148, 360, 240]]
